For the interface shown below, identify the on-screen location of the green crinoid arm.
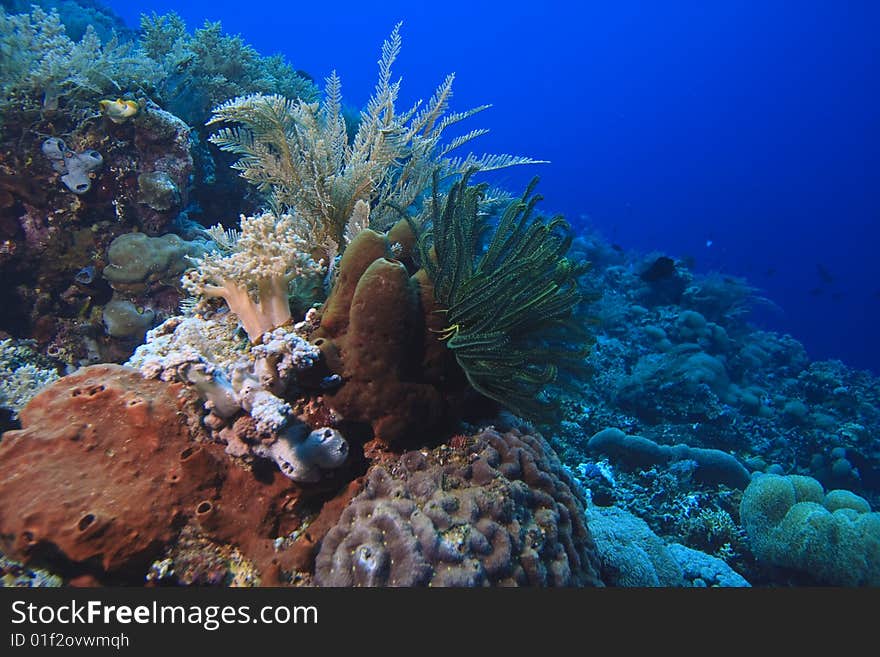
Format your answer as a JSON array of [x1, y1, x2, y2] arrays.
[[417, 169, 594, 421]]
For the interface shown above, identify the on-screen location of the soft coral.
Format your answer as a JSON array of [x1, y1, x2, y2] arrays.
[[183, 211, 323, 341]]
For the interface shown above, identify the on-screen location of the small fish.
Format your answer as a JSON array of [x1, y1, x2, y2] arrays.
[[816, 263, 834, 284], [320, 374, 342, 390], [99, 98, 139, 124], [74, 265, 96, 285]]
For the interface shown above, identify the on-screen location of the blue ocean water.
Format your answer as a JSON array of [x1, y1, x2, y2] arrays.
[[3, 0, 880, 590], [100, 0, 880, 374]]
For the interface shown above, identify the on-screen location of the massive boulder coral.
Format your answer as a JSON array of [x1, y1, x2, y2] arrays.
[[103, 232, 204, 296], [314, 428, 603, 586], [740, 473, 880, 585], [99, 231, 207, 342]]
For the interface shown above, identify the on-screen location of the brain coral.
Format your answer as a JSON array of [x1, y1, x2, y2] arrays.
[[740, 473, 880, 586], [315, 428, 603, 587]]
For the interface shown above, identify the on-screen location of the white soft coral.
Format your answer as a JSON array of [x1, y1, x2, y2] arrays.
[[183, 211, 324, 341]]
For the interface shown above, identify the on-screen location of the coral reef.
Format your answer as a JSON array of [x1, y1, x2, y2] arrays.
[[315, 428, 602, 586], [545, 231, 880, 586], [0, 3, 321, 368], [0, 364, 352, 583], [0, 1, 877, 592], [0, 95, 195, 366]]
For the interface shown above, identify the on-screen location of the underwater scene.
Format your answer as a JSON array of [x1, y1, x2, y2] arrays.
[[0, 0, 877, 588]]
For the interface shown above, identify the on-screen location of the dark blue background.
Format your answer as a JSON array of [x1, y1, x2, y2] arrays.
[[103, 0, 880, 373]]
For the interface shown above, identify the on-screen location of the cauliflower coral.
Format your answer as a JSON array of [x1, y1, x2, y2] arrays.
[[183, 211, 323, 341]]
